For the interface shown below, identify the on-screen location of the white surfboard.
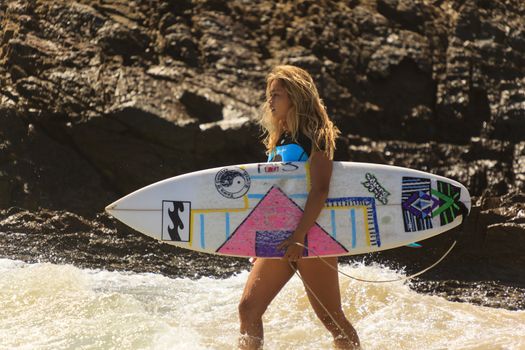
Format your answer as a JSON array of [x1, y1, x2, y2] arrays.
[[105, 162, 471, 258]]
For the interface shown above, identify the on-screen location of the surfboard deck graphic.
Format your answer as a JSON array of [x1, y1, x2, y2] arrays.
[[105, 162, 471, 258]]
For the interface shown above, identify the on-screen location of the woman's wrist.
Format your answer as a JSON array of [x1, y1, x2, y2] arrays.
[[291, 230, 306, 242]]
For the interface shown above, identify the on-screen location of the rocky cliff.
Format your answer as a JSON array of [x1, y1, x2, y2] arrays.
[[1, 0, 524, 308]]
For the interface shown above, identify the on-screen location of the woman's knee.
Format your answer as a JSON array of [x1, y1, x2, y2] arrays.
[[238, 296, 266, 322]]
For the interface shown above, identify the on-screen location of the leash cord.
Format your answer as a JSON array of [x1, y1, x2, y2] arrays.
[[284, 197, 469, 346], [292, 240, 457, 283], [286, 239, 456, 347], [287, 260, 355, 347], [290, 200, 469, 283]]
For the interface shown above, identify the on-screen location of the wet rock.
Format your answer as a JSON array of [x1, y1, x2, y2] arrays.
[[513, 142, 525, 191], [411, 280, 525, 310], [0, 208, 249, 278], [1, 204, 523, 310]]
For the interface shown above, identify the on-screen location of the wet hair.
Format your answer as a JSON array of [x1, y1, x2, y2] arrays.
[[259, 65, 340, 159]]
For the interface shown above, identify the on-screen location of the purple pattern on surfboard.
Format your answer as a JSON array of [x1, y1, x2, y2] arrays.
[[402, 191, 439, 218], [255, 230, 308, 257]]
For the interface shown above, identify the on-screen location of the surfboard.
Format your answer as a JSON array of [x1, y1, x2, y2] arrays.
[[105, 162, 471, 258]]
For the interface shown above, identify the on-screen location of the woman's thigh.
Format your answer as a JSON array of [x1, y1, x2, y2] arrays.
[[296, 257, 343, 314], [239, 258, 295, 315]]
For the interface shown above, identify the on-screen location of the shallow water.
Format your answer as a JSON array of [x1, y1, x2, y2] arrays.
[[1, 259, 524, 350]]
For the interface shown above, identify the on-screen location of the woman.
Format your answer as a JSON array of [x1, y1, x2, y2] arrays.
[[238, 65, 361, 349]]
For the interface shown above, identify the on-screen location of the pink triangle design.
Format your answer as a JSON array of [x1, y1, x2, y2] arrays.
[[216, 186, 348, 257]]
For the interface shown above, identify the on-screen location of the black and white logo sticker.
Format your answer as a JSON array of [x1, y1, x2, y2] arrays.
[[214, 167, 251, 199], [162, 200, 191, 241]]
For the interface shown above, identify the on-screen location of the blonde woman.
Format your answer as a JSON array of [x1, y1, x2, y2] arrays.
[[238, 65, 361, 349]]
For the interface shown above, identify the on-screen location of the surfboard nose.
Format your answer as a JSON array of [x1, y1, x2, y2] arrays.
[[105, 199, 121, 214]]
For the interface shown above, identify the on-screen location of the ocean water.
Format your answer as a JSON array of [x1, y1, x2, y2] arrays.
[[1, 258, 524, 350]]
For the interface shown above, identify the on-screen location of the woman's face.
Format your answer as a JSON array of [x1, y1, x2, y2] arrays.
[[268, 79, 291, 127]]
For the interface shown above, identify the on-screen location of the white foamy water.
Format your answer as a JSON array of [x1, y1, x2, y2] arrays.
[[0, 258, 524, 350]]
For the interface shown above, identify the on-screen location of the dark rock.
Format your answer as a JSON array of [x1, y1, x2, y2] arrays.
[[96, 21, 152, 66], [0, 208, 249, 278], [4, 36, 58, 77], [64, 113, 197, 197], [377, 0, 430, 33], [0, 113, 114, 215], [180, 91, 223, 123], [164, 25, 200, 66], [513, 142, 525, 191], [194, 0, 231, 14]]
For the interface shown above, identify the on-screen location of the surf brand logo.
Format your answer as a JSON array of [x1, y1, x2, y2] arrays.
[[361, 173, 390, 205], [162, 200, 191, 241], [215, 167, 251, 199], [257, 162, 299, 173]]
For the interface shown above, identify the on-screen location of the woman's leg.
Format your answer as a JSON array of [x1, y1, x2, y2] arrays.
[[238, 258, 295, 349], [297, 257, 360, 349]]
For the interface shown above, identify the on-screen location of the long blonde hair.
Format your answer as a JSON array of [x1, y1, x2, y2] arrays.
[[259, 65, 340, 159]]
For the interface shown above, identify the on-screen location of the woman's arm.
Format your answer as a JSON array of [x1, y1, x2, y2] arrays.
[[278, 150, 333, 261]]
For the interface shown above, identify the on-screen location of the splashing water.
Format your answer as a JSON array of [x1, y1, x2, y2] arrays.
[[0, 259, 524, 350]]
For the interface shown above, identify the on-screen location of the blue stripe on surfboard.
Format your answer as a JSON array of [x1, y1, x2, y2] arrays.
[[350, 208, 356, 248], [403, 178, 430, 183], [200, 214, 205, 249], [248, 193, 308, 199], [331, 210, 336, 238], [290, 194, 308, 199], [250, 175, 306, 180], [402, 185, 429, 190], [225, 212, 230, 239]]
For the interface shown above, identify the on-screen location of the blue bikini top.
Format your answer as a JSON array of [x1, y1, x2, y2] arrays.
[[267, 132, 312, 162]]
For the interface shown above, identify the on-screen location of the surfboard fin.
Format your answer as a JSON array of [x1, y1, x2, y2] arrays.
[[406, 242, 422, 248]]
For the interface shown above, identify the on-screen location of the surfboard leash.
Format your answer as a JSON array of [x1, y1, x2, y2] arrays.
[[291, 201, 470, 284], [286, 240, 455, 348], [284, 202, 470, 346], [286, 241, 455, 348], [291, 241, 456, 284], [287, 261, 357, 348]]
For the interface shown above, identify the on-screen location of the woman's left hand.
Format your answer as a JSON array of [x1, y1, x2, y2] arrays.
[[277, 236, 305, 262]]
